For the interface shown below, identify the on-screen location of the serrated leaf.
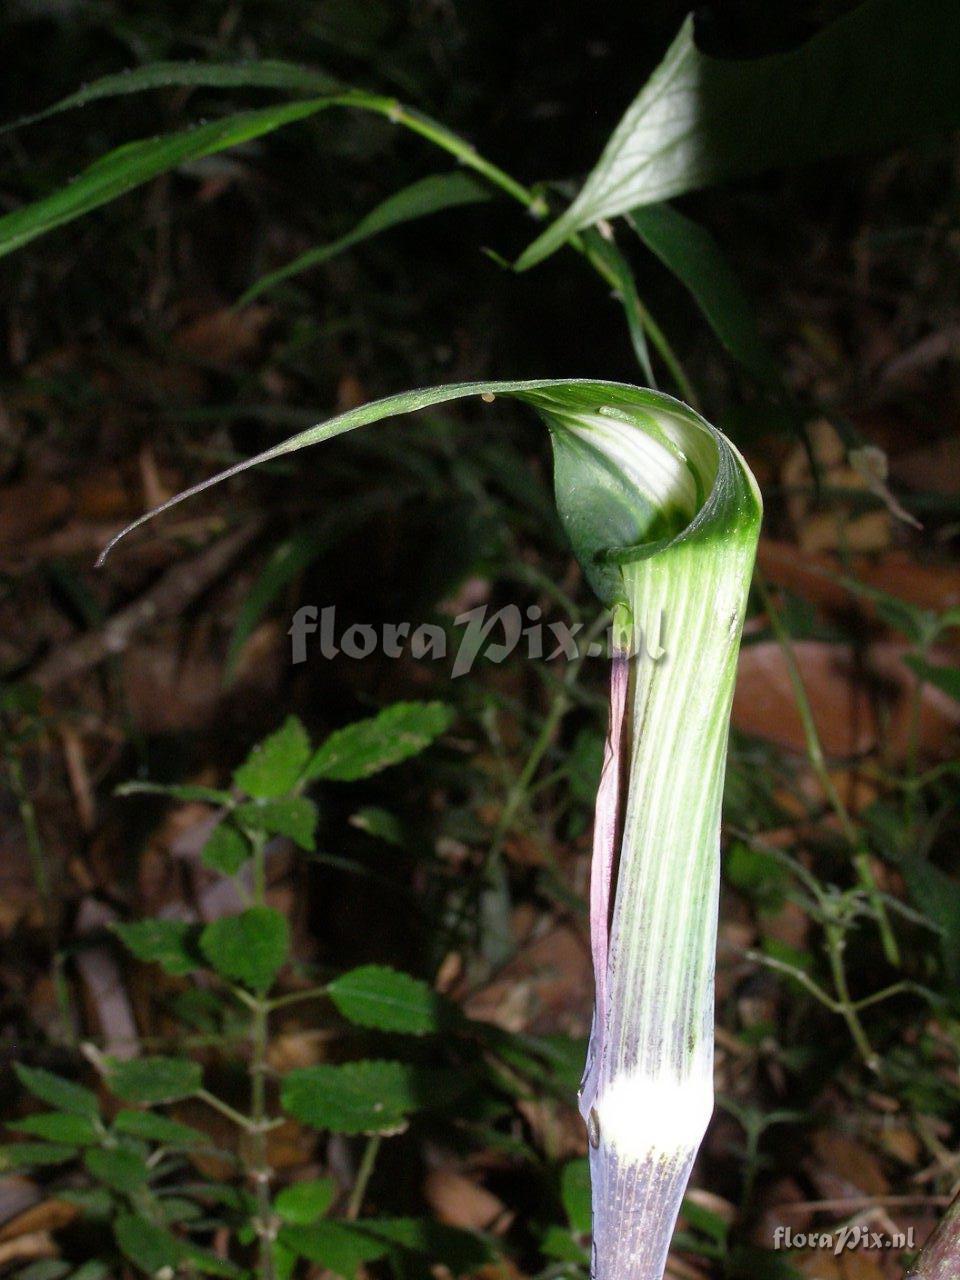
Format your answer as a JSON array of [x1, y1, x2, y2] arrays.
[[200, 906, 290, 992], [306, 702, 453, 782], [240, 172, 491, 304], [201, 823, 251, 875], [560, 1158, 591, 1234], [113, 1110, 205, 1147], [278, 1222, 389, 1277], [0, 1142, 77, 1168], [234, 716, 311, 798], [518, 0, 960, 267], [14, 1064, 99, 1118], [106, 1055, 202, 1103], [113, 918, 201, 976], [327, 966, 443, 1035], [281, 1060, 425, 1133], [85, 1146, 149, 1193], [10, 1112, 100, 1145], [234, 797, 318, 850], [274, 1176, 337, 1225], [628, 203, 776, 382]]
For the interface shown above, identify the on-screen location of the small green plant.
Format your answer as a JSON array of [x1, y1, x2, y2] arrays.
[[4, 702, 510, 1280]]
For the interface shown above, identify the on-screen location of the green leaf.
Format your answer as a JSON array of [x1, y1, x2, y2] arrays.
[[0, 1142, 77, 1168], [274, 1176, 338, 1225], [113, 918, 201, 976], [0, 98, 339, 260], [116, 781, 232, 806], [234, 797, 318, 850], [560, 1158, 591, 1234], [234, 716, 312, 798], [306, 701, 453, 782], [67, 1262, 109, 1280], [281, 1060, 425, 1133], [14, 1065, 99, 1118], [113, 1214, 184, 1274], [113, 1110, 205, 1147], [84, 1146, 149, 1193], [2, 60, 342, 134], [201, 823, 251, 876], [905, 655, 960, 703], [349, 806, 403, 845], [578, 228, 654, 384], [895, 850, 960, 983], [627, 204, 776, 382], [357, 1218, 491, 1273], [10, 1112, 100, 1145], [327, 965, 444, 1035], [240, 171, 491, 304], [541, 1225, 590, 1263], [518, 0, 960, 267], [106, 1055, 202, 1103], [278, 1222, 389, 1277], [200, 906, 290, 992]]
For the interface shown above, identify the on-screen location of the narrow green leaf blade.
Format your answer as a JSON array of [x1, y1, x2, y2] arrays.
[[305, 701, 453, 782], [627, 203, 776, 382], [0, 98, 335, 260], [327, 965, 444, 1035], [240, 171, 491, 304], [518, 0, 960, 267], [200, 906, 290, 992], [1, 59, 342, 135]]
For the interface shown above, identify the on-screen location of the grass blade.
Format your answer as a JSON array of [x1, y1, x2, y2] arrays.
[[239, 171, 492, 304], [0, 60, 342, 135], [627, 203, 776, 383]]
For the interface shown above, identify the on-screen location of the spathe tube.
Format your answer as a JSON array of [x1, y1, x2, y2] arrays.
[[99, 380, 762, 1280]]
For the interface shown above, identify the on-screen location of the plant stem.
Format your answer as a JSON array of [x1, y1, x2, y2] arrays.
[[359, 97, 693, 397], [345, 1136, 382, 1220], [247, 832, 277, 1280]]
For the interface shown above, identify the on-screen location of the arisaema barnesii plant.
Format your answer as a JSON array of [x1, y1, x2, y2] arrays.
[[99, 379, 761, 1280]]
